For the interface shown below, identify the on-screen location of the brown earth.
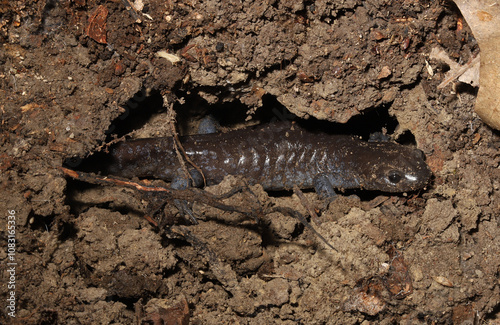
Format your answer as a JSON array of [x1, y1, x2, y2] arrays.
[[1, 0, 500, 324]]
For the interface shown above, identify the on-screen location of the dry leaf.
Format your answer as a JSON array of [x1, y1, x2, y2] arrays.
[[430, 47, 480, 88], [156, 50, 181, 64], [452, 0, 500, 130], [86, 5, 108, 44], [433, 275, 454, 287]]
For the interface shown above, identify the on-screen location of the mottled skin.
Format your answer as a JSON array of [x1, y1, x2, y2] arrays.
[[105, 123, 431, 194]]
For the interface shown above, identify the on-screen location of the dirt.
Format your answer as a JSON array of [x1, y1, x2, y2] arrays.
[[1, 0, 500, 324]]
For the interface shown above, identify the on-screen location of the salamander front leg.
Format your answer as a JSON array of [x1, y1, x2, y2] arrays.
[[171, 169, 205, 224], [313, 173, 338, 200]]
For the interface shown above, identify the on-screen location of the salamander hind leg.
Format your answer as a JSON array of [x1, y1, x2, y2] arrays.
[[171, 169, 204, 189], [171, 169, 205, 224]]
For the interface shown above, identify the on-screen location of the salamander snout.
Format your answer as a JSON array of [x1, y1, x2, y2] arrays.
[[379, 148, 431, 192], [380, 165, 431, 192], [364, 146, 432, 193]]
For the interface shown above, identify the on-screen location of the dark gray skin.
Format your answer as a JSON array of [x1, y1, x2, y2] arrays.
[[105, 123, 432, 197]]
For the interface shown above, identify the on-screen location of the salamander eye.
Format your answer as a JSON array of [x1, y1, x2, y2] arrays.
[[387, 170, 403, 184]]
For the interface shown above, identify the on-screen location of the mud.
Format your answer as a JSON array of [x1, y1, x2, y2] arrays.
[[1, 0, 499, 324]]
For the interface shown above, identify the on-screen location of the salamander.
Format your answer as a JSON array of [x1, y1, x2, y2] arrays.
[[103, 122, 431, 196]]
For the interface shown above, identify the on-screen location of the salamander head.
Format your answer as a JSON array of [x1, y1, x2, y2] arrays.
[[361, 145, 432, 192]]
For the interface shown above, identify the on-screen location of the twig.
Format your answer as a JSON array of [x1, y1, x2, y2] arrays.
[[293, 185, 322, 225], [121, 0, 141, 22], [169, 225, 240, 293], [60, 167, 336, 250], [437, 55, 480, 89], [59, 167, 171, 193], [165, 100, 207, 187], [270, 206, 337, 252], [59, 167, 256, 220]]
